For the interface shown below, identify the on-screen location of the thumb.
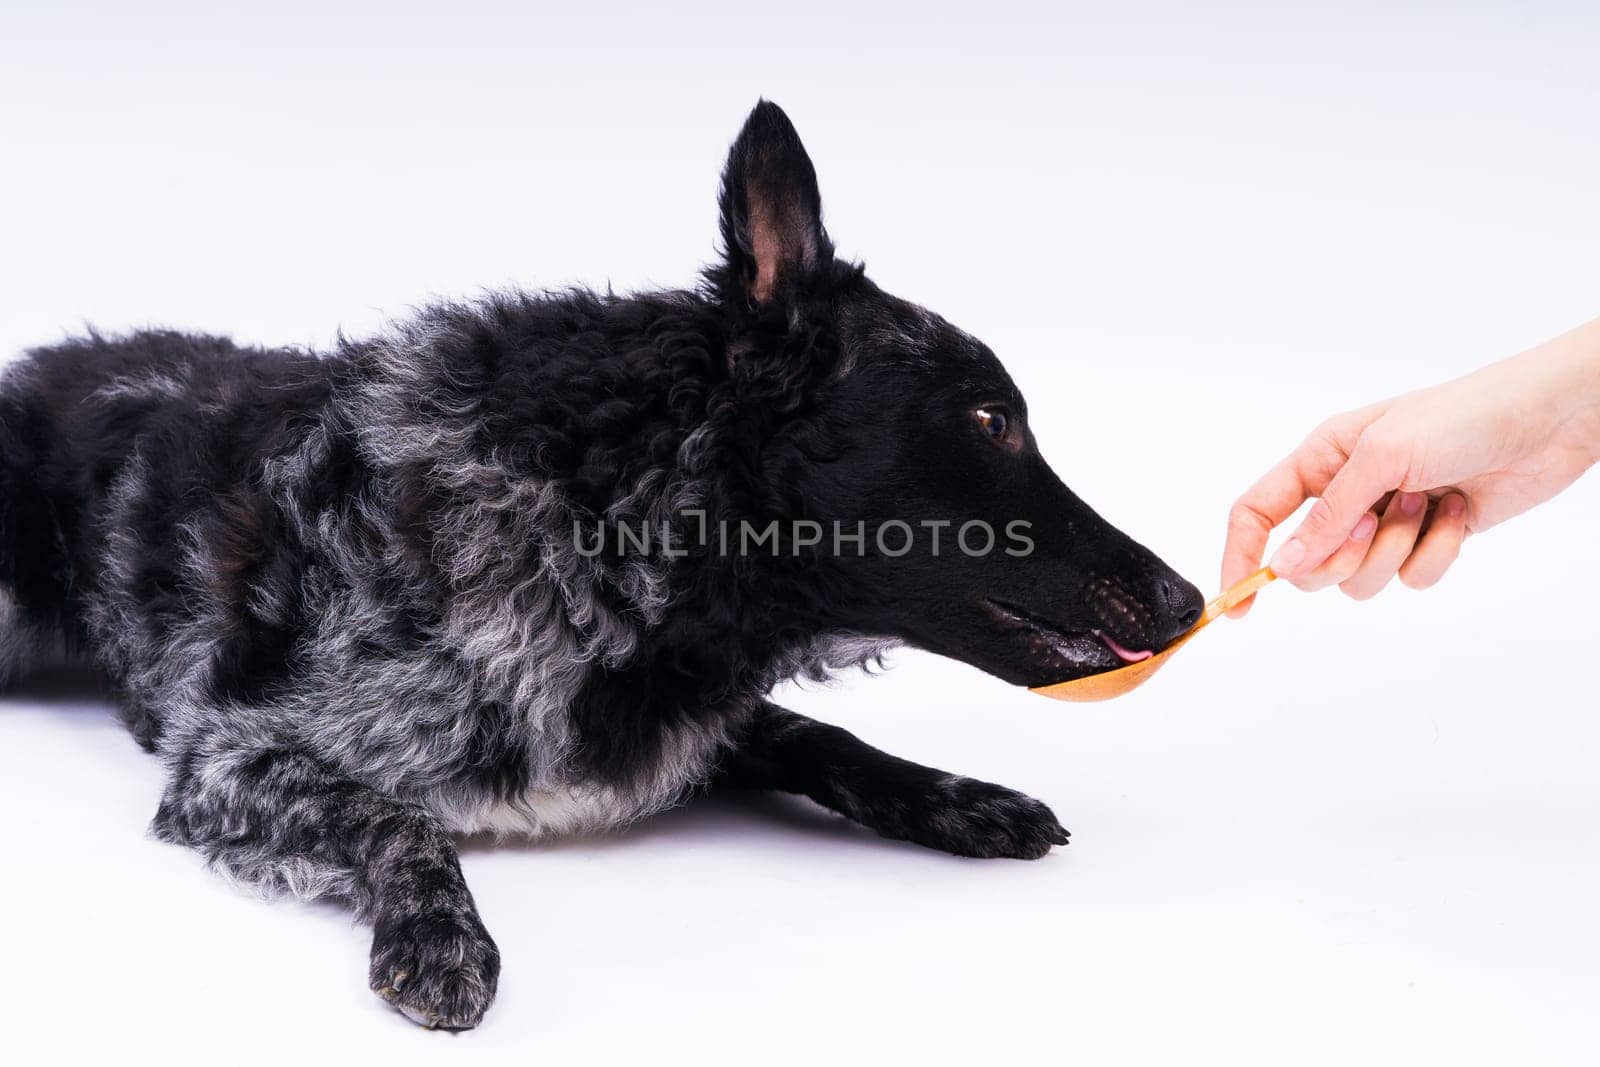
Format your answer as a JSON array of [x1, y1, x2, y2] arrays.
[[1269, 432, 1403, 578]]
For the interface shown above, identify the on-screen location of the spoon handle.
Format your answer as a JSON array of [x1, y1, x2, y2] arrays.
[[1202, 567, 1276, 624]]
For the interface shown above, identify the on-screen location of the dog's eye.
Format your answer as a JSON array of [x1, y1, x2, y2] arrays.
[[975, 406, 1010, 442]]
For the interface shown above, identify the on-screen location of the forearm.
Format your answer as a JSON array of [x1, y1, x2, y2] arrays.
[[1495, 315, 1600, 438]]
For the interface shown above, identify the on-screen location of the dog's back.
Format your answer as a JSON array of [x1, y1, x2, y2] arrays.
[[0, 331, 335, 717]]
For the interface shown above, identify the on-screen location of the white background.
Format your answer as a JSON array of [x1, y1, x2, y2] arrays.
[[2, 2, 1598, 1063]]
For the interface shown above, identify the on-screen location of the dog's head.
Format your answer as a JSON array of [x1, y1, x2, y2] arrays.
[[708, 102, 1202, 687]]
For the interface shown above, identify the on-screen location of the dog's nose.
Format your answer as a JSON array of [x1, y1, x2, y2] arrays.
[[1088, 573, 1205, 650], [1157, 577, 1205, 634]]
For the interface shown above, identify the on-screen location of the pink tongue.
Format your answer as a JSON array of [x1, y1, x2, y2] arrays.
[[1099, 633, 1153, 663]]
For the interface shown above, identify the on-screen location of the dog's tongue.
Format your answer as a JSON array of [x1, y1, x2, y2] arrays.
[[1099, 633, 1153, 663]]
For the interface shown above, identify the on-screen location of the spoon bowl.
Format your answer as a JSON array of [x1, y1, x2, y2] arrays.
[[1029, 567, 1276, 702]]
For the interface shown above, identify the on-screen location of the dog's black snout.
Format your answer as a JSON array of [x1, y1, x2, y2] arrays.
[[1157, 577, 1205, 635], [1086, 573, 1204, 650]]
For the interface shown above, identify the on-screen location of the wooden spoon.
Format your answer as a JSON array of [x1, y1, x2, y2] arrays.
[[1029, 567, 1276, 702]]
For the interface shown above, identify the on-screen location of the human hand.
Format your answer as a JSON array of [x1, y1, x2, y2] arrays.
[[1222, 317, 1600, 615]]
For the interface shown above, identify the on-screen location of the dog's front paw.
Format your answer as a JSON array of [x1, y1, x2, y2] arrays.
[[901, 775, 1070, 860], [370, 907, 501, 1031]]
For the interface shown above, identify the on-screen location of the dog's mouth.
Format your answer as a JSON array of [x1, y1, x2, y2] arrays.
[[983, 599, 1154, 683]]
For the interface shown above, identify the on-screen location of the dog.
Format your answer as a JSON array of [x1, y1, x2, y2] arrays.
[[0, 101, 1202, 1029]]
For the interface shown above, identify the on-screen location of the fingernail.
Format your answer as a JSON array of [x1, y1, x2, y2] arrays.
[[1268, 538, 1306, 576], [1443, 494, 1465, 517], [1400, 492, 1425, 517], [1351, 513, 1378, 541]]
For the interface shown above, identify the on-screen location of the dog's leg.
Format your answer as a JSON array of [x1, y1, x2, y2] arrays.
[[153, 743, 499, 1030], [716, 702, 1069, 860]]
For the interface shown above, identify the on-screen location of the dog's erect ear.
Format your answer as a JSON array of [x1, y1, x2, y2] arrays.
[[717, 101, 833, 307]]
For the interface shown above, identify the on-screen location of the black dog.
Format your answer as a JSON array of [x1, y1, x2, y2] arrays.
[[0, 102, 1201, 1029]]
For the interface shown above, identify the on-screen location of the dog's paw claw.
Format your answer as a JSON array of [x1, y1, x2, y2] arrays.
[[370, 910, 500, 1031], [398, 1002, 443, 1029]]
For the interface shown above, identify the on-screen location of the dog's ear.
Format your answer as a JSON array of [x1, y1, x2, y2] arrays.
[[716, 100, 833, 308]]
